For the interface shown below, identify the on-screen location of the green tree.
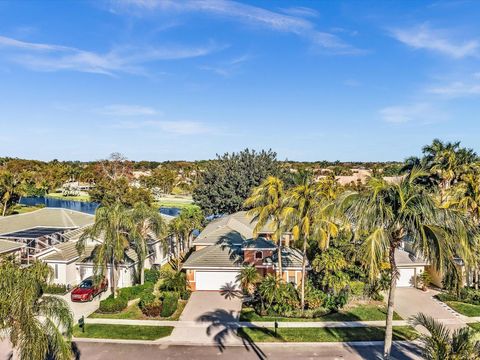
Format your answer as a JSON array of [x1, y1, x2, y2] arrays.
[[193, 149, 280, 216], [130, 202, 167, 284], [236, 265, 261, 295], [340, 170, 477, 358], [0, 260, 73, 360], [312, 248, 350, 294], [244, 176, 286, 276], [77, 203, 137, 298], [0, 171, 24, 216], [412, 313, 480, 360]]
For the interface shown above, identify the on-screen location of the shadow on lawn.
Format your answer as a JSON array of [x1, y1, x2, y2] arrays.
[[197, 309, 269, 360]]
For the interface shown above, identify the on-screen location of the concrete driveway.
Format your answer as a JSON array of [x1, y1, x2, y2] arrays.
[[394, 287, 465, 331], [170, 291, 243, 345], [59, 288, 111, 322]]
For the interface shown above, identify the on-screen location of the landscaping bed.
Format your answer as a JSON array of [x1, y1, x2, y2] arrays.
[[237, 326, 419, 343], [240, 303, 402, 322], [90, 299, 187, 320], [436, 289, 480, 317], [73, 324, 173, 340]]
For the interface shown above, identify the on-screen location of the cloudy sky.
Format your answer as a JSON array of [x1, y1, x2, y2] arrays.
[[0, 0, 479, 161]]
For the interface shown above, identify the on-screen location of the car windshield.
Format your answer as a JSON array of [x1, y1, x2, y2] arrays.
[[79, 280, 93, 288]]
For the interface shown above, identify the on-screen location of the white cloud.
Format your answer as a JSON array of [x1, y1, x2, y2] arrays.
[[279, 6, 319, 18], [391, 24, 479, 58], [0, 35, 222, 75], [115, 0, 362, 55], [97, 104, 159, 116], [379, 103, 439, 124], [428, 81, 480, 97], [113, 120, 213, 135]]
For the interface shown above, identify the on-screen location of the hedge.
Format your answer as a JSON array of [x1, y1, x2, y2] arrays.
[[42, 283, 68, 295], [99, 295, 128, 313], [144, 269, 161, 284], [117, 282, 153, 301], [160, 292, 179, 318]]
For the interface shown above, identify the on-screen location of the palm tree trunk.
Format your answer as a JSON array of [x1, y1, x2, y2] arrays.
[[2, 201, 7, 217], [176, 235, 181, 272], [475, 268, 479, 290], [277, 243, 283, 280], [300, 237, 307, 311], [384, 245, 398, 359], [111, 256, 116, 299]]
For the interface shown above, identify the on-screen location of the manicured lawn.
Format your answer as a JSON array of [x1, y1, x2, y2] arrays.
[[89, 300, 187, 321], [73, 324, 173, 340], [240, 304, 402, 322], [238, 326, 419, 343], [47, 192, 91, 202], [468, 323, 480, 331], [445, 301, 480, 317], [10, 205, 44, 215]]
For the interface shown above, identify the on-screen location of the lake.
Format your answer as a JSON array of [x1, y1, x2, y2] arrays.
[[19, 197, 181, 217]]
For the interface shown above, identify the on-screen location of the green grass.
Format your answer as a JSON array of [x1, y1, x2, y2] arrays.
[[73, 324, 173, 340], [46, 192, 91, 202], [9, 204, 45, 215], [468, 323, 480, 331], [240, 304, 402, 322], [446, 301, 480, 317], [89, 300, 187, 321], [238, 326, 419, 343]]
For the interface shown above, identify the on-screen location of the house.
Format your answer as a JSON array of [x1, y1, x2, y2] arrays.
[[395, 247, 429, 287], [0, 208, 174, 288], [183, 211, 303, 291], [0, 239, 25, 261]]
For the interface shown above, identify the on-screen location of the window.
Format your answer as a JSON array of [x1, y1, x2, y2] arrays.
[[288, 275, 296, 284], [255, 251, 263, 260]]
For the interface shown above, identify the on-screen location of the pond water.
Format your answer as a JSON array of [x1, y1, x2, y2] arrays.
[[19, 197, 180, 217]]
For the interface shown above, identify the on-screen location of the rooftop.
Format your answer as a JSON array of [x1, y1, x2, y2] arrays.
[[0, 239, 25, 254]]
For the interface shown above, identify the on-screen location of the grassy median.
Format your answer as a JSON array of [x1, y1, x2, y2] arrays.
[[240, 304, 402, 322], [237, 326, 419, 343], [73, 324, 173, 340]]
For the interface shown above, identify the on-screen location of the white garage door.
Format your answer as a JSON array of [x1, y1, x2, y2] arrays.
[[397, 268, 415, 287], [196, 271, 240, 291]]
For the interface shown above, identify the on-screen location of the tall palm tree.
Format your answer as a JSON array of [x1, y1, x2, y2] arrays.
[[244, 176, 286, 277], [130, 202, 167, 284], [340, 169, 477, 359], [412, 313, 480, 359], [77, 202, 137, 298], [0, 260, 73, 360]]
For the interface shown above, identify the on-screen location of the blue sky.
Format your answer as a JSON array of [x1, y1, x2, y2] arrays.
[[0, 0, 479, 162]]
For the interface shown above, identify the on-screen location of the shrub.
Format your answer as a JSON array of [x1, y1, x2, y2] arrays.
[[139, 292, 162, 317], [144, 268, 161, 284], [349, 281, 365, 298], [99, 295, 128, 313], [324, 290, 349, 312], [304, 287, 327, 309], [160, 291, 179, 317], [118, 283, 153, 301], [42, 283, 68, 295], [180, 289, 191, 300], [160, 270, 187, 293]]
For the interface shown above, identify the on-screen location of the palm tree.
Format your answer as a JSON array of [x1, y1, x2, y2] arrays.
[[340, 169, 477, 359], [0, 171, 23, 216], [237, 265, 261, 295], [412, 313, 480, 359], [283, 175, 339, 311], [77, 202, 137, 298], [244, 176, 286, 277], [130, 202, 167, 284], [0, 260, 73, 360]]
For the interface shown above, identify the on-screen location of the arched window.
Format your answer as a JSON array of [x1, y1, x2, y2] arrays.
[[255, 251, 263, 260]]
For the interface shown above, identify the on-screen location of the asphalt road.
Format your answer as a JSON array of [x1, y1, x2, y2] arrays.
[[69, 342, 423, 360]]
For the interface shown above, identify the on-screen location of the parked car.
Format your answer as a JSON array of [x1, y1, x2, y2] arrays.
[[71, 276, 108, 302]]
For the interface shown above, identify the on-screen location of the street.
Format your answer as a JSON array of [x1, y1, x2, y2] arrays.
[[68, 342, 422, 360]]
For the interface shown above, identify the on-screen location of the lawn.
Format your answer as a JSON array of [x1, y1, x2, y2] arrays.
[[468, 323, 480, 331], [89, 300, 187, 321], [9, 204, 44, 215], [46, 192, 91, 202], [237, 326, 419, 343], [445, 301, 480, 317], [240, 304, 402, 322], [73, 324, 173, 340]]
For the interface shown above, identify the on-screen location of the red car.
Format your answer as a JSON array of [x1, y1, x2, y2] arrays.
[[71, 276, 108, 302]]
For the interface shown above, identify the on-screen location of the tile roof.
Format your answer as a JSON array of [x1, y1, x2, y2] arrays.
[[0, 208, 94, 235], [265, 247, 303, 269], [242, 237, 277, 249], [183, 243, 243, 269], [395, 248, 429, 266], [193, 211, 275, 246], [0, 239, 25, 254]]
